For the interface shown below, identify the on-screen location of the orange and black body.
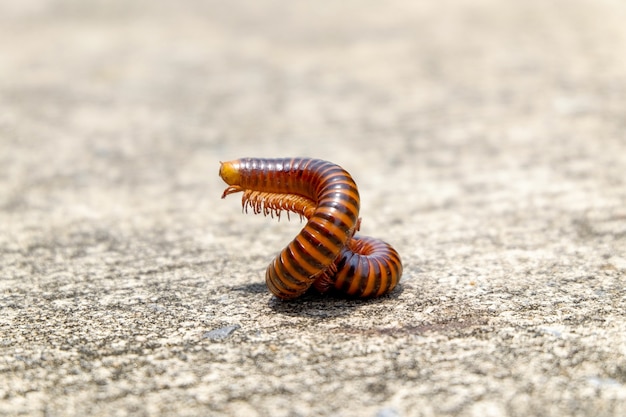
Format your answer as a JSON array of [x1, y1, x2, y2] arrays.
[[319, 236, 403, 298], [220, 157, 402, 299]]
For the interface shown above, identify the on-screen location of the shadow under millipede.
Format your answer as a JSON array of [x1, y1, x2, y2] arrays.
[[267, 284, 405, 317]]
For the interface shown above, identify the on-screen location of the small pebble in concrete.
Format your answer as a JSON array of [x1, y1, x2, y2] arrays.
[[203, 325, 241, 341]]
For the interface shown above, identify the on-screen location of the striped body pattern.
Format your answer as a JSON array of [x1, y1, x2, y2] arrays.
[[219, 157, 402, 299]]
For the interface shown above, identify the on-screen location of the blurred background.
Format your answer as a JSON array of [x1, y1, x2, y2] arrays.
[[3, 0, 624, 249], [3, 0, 625, 274], [2, 0, 625, 206]]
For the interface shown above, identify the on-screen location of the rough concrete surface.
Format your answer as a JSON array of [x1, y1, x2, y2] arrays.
[[1, 1, 625, 416]]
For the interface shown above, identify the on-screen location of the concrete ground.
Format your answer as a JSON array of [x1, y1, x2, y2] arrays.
[[1, 1, 625, 416]]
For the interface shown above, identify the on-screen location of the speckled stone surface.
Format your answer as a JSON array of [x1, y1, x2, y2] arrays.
[[1, 1, 625, 416]]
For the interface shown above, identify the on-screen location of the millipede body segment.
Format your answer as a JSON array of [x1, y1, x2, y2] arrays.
[[219, 157, 402, 299]]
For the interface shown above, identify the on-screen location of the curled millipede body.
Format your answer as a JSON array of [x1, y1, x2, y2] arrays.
[[219, 157, 402, 300]]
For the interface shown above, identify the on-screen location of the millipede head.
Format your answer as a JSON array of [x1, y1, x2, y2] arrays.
[[219, 160, 242, 186]]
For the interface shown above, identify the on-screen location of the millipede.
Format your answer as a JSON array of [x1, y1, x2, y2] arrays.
[[219, 157, 402, 300]]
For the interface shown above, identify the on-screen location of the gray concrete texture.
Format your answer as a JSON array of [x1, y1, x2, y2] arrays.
[[1, 0, 625, 416]]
